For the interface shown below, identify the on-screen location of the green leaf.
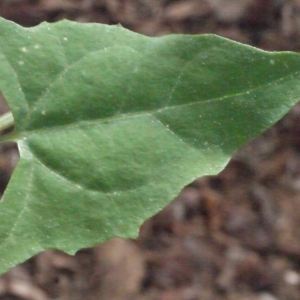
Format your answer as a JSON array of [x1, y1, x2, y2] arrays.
[[0, 17, 300, 274]]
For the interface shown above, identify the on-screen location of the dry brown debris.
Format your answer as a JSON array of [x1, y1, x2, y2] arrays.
[[1, 1, 300, 299]]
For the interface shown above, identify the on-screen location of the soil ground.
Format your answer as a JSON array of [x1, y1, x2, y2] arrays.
[[0, 1, 300, 299]]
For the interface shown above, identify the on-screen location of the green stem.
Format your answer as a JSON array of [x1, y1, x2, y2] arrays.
[[0, 112, 14, 132]]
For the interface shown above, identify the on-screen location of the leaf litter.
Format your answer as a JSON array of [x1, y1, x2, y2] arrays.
[[1, 1, 300, 299]]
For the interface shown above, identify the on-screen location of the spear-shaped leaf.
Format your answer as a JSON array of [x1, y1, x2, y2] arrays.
[[0, 18, 300, 274]]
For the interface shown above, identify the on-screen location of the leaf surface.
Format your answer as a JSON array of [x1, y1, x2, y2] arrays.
[[0, 18, 300, 274]]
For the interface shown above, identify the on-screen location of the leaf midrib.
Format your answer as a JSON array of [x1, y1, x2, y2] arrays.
[[0, 69, 298, 145]]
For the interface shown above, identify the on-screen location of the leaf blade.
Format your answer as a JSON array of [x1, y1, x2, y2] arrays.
[[0, 18, 300, 274]]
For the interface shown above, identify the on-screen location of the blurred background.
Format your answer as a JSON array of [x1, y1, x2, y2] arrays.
[[0, 0, 300, 50], [0, 1, 300, 299]]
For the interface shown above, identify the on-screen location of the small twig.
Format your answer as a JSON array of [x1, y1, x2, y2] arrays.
[[0, 112, 14, 132]]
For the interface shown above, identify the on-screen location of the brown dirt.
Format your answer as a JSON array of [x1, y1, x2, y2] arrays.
[[0, 1, 300, 299]]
